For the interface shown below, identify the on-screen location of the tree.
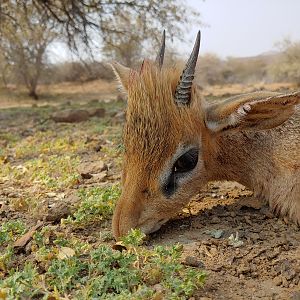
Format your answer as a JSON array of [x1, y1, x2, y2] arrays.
[[0, 1, 201, 61], [0, 1, 202, 96], [268, 39, 300, 86], [101, 15, 144, 67], [197, 53, 225, 85], [0, 2, 58, 99]]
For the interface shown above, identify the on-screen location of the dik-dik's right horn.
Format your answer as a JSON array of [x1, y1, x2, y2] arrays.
[[155, 30, 166, 69], [174, 30, 201, 106]]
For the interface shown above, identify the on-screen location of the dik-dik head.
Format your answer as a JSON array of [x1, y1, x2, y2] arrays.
[[111, 31, 300, 239]]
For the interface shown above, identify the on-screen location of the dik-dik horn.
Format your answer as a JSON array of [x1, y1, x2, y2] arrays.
[[111, 31, 300, 239]]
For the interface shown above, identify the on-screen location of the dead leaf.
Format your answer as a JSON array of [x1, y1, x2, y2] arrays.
[[13, 220, 44, 250], [57, 247, 75, 260]]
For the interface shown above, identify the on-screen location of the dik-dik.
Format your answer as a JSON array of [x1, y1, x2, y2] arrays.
[[111, 31, 300, 239]]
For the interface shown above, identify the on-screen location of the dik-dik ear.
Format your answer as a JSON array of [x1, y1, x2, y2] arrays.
[[110, 61, 131, 92], [205, 91, 300, 132]]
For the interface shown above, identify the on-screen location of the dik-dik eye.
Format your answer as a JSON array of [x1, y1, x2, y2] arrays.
[[173, 148, 199, 174], [162, 146, 199, 198]]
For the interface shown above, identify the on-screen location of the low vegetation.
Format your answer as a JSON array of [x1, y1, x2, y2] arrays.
[[0, 101, 206, 299]]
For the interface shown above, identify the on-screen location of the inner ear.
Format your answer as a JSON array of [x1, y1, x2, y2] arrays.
[[205, 91, 300, 132], [110, 61, 132, 92]]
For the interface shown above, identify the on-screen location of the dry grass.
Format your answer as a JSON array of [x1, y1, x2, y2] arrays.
[[203, 82, 296, 98], [0, 80, 297, 110], [0, 79, 119, 109]]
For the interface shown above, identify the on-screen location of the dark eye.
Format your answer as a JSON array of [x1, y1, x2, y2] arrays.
[[173, 148, 199, 174]]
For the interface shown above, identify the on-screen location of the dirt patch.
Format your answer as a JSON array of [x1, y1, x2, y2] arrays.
[[151, 182, 300, 299]]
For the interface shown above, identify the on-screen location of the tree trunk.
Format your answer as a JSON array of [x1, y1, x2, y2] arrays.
[[29, 89, 38, 100]]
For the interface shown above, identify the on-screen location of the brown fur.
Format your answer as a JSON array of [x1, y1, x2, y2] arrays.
[[111, 61, 300, 239]]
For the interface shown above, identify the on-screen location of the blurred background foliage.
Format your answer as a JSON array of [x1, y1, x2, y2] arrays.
[[0, 0, 299, 100]]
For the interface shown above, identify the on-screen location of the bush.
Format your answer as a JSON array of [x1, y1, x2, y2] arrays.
[[267, 39, 300, 86], [41, 61, 115, 84]]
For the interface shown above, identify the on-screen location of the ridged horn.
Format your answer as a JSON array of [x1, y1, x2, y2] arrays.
[[174, 30, 201, 105], [155, 30, 166, 68]]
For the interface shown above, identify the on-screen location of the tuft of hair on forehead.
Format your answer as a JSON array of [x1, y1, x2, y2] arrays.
[[123, 61, 203, 168], [128, 60, 182, 106]]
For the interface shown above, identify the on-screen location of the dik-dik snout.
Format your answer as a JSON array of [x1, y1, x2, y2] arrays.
[[111, 31, 300, 239], [112, 142, 209, 238]]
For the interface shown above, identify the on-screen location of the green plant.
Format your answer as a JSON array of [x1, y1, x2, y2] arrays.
[[0, 263, 46, 300], [64, 185, 121, 226], [0, 220, 26, 245]]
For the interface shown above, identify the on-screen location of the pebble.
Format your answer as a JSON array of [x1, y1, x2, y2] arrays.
[[152, 283, 164, 293], [273, 276, 282, 286], [237, 264, 250, 274], [291, 291, 300, 300], [184, 256, 204, 268], [209, 229, 224, 239], [211, 216, 221, 224], [46, 192, 57, 198], [249, 232, 260, 241], [281, 276, 289, 287]]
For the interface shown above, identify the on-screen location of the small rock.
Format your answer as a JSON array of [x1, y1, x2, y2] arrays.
[[211, 216, 221, 224], [281, 276, 289, 287], [237, 264, 250, 274], [273, 276, 282, 286], [285, 269, 296, 281], [25, 241, 32, 254], [152, 283, 164, 293], [291, 291, 300, 300], [51, 109, 90, 123], [209, 229, 224, 239], [46, 192, 57, 198], [184, 256, 204, 268], [57, 247, 75, 260], [244, 215, 253, 225], [210, 246, 218, 256], [44, 202, 73, 222], [78, 161, 108, 179], [87, 108, 106, 118], [89, 171, 107, 182], [249, 232, 260, 242]]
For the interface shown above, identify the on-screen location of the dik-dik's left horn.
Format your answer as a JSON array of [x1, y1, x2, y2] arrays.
[[174, 30, 201, 105], [155, 30, 166, 68]]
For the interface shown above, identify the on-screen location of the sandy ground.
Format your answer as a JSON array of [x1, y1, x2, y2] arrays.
[[151, 181, 300, 299]]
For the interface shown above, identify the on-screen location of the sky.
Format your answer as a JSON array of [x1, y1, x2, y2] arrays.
[[185, 0, 300, 58], [49, 0, 300, 62]]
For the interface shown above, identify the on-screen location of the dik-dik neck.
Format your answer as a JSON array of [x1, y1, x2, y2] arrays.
[[210, 130, 275, 189]]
